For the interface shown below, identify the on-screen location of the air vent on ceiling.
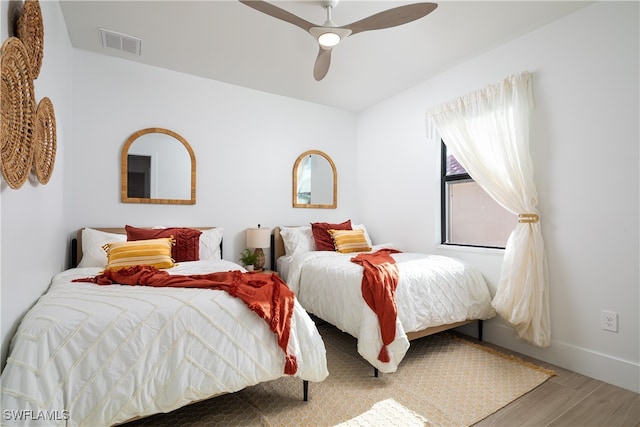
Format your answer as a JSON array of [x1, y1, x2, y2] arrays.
[[99, 28, 142, 55]]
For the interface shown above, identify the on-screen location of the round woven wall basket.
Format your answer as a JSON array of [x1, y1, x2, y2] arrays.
[[1, 37, 36, 189], [33, 96, 56, 184], [16, 0, 44, 79]]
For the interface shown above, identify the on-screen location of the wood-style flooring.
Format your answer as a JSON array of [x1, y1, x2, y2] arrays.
[[463, 333, 640, 427]]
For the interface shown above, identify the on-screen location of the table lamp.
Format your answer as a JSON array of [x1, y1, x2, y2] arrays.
[[246, 224, 271, 271]]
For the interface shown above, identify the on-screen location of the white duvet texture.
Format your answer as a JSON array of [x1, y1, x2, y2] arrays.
[[285, 248, 495, 373], [1, 260, 328, 426]]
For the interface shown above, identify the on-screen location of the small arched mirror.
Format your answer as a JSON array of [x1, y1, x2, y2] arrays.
[[293, 150, 337, 209], [121, 128, 196, 205]]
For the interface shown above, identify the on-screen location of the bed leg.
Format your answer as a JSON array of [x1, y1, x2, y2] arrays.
[[303, 380, 309, 401], [478, 319, 484, 341], [374, 367, 379, 378]]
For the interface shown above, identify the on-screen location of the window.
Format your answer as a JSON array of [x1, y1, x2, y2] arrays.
[[441, 141, 517, 249]]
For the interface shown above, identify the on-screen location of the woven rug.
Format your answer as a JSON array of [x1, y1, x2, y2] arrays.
[[125, 323, 555, 426]]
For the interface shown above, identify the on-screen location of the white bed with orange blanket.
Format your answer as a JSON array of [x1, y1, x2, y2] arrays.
[[1, 228, 328, 426], [274, 224, 495, 374]]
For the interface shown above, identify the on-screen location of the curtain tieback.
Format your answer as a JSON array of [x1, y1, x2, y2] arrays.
[[519, 213, 539, 223]]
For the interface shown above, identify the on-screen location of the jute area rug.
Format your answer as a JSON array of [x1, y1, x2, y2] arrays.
[[126, 323, 555, 427]]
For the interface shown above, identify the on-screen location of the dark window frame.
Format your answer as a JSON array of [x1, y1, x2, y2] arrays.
[[440, 140, 507, 250]]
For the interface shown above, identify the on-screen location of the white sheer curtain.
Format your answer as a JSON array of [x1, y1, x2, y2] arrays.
[[426, 72, 550, 347]]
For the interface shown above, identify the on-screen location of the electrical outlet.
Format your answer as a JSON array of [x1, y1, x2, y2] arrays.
[[601, 310, 618, 332]]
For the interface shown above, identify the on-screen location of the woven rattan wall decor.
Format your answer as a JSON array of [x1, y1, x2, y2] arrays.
[[33, 96, 56, 184], [16, 0, 44, 79], [0, 37, 36, 189], [1, 0, 57, 189]]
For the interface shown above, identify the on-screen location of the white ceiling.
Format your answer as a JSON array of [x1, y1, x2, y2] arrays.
[[58, 1, 591, 112]]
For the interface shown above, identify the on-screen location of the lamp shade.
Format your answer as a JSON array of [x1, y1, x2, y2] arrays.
[[246, 227, 271, 249]]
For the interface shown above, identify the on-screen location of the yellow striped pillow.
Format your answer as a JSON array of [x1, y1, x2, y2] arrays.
[[328, 229, 371, 254], [102, 237, 175, 270]]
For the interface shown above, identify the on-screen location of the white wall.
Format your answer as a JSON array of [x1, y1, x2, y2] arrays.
[[68, 50, 359, 270], [357, 2, 639, 392], [1, 0, 74, 367]]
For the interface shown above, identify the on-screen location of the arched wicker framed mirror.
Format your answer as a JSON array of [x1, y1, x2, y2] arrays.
[[121, 128, 196, 205], [292, 149, 337, 209]]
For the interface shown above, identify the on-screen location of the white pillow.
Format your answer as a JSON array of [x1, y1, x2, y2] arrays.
[[352, 224, 373, 247], [279, 226, 316, 256], [200, 227, 224, 260], [77, 228, 126, 268]]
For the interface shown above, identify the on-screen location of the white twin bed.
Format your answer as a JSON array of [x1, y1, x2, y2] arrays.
[[1, 227, 329, 426], [274, 224, 496, 374]]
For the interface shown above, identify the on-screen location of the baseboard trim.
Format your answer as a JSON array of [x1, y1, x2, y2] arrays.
[[479, 323, 639, 393]]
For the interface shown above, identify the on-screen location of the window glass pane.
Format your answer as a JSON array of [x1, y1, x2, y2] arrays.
[[446, 154, 467, 176], [445, 180, 517, 247]]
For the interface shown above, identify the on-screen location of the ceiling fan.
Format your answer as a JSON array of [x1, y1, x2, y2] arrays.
[[239, 0, 438, 81]]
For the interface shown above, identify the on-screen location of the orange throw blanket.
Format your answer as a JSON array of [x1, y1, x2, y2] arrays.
[[350, 249, 402, 363], [74, 266, 297, 375]]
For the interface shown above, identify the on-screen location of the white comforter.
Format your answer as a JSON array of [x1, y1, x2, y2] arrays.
[[285, 248, 495, 373], [1, 260, 328, 426]]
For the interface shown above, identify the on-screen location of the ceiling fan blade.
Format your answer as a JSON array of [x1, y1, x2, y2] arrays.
[[313, 47, 332, 81], [345, 3, 438, 36], [239, 0, 315, 32]]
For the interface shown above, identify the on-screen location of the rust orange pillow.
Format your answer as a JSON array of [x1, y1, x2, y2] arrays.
[[125, 225, 202, 262], [311, 220, 352, 251]]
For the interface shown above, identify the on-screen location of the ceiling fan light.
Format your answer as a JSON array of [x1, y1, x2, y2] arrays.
[[318, 32, 341, 47]]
